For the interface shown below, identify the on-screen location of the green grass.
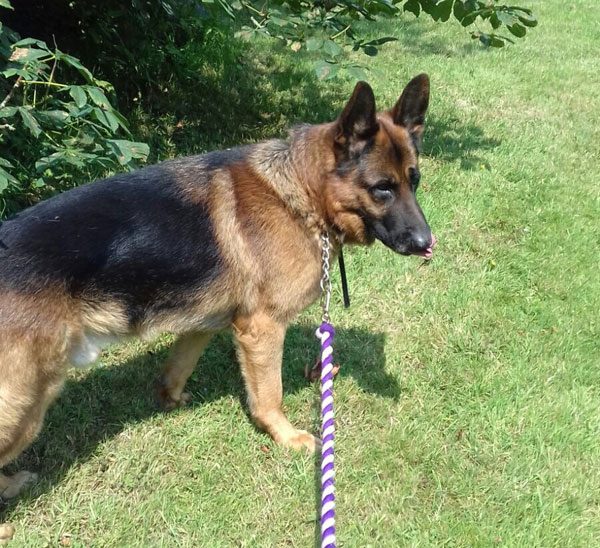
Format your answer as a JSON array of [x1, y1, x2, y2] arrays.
[[3, 0, 600, 545]]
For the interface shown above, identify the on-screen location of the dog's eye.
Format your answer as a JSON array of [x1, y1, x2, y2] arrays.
[[369, 181, 395, 201], [409, 167, 420, 190]]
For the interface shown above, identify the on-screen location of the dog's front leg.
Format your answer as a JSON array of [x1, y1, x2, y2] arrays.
[[233, 312, 319, 452]]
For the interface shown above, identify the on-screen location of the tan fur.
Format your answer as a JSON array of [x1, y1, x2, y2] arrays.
[[0, 290, 72, 497], [156, 331, 214, 410], [233, 313, 316, 451]]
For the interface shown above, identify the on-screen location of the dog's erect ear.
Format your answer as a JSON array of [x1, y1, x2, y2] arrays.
[[335, 81, 378, 158], [392, 73, 430, 141]]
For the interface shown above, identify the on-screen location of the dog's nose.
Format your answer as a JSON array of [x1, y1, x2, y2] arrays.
[[411, 232, 432, 251]]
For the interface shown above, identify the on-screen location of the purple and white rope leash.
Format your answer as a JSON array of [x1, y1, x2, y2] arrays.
[[316, 232, 336, 548], [316, 321, 336, 548]]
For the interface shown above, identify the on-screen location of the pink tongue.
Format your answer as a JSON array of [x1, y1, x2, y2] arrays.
[[411, 234, 436, 259]]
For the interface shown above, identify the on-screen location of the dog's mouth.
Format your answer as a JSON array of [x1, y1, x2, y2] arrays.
[[400, 234, 436, 259], [409, 234, 436, 259]]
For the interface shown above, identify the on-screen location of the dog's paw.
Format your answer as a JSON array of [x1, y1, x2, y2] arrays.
[[0, 471, 38, 500], [0, 523, 15, 545], [280, 429, 321, 453], [158, 390, 191, 411], [155, 376, 192, 411]]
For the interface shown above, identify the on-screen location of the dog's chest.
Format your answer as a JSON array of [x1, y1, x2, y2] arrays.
[[263, 239, 323, 319]]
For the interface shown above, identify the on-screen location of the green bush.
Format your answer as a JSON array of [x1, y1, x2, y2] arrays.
[[0, 0, 148, 216]]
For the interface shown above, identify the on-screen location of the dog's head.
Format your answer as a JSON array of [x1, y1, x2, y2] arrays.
[[324, 75, 432, 256]]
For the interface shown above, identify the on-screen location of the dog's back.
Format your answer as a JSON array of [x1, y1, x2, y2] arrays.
[[0, 153, 246, 328]]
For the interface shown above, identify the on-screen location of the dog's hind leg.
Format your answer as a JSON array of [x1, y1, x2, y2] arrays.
[[156, 332, 213, 411], [233, 312, 319, 453], [0, 366, 66, 499], [0, 471, 38, 500], [0, 325, 68, 500]]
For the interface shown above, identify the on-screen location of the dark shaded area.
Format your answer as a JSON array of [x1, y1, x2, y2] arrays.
[[424, 116, 502, 170], [4, 0, 207, 102], [0, 325, 393, 517]]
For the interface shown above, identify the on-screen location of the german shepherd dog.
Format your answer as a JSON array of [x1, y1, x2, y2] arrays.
[[0, 75, 432, 499]]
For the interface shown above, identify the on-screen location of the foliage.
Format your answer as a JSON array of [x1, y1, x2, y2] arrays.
[[0, 1, 148, 216], [2, 0, 222, 104], [229, 0, 538, 79]]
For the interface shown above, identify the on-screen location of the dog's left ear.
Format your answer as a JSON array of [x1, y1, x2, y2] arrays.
[[392, 73, 430, 143], [335, 81, 379, 158]]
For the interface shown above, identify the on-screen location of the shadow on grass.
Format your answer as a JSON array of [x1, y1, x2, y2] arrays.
[[127, 36, 346, 162], [0, 325, 394, 521], [126, 30, 500, 170], [425, 116, 502, 170]]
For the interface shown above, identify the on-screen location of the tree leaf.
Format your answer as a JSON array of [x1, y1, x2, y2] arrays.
[[38, 110, 69, 126], [106, 140, 149, 165], [106, 109, 132, 135], [35, 151, 67, 171], [0, 172, 9, 194], [86, 87, 112, 110], [314, 60, 339, 80], [507, 23, 526, 37], [403, 0, 421, 17], [12, 37, 47, 48], [0, 166, 18, 193], [57, 52, 94, 83], [0, 106, 17, 118], [17, 107, 41, 137], [490, 13, 501, 30], [345, 65, 368, 81], [0, 0, 13, 10], [437, 0, 453, 23], [2, 67, 34, 79], [92, 107, 110, 129], [103, 110, 120, 132], [9, 47, 48, 63], [460, 13, 478, 26], [323, 39, 342, 58], [306, 37, 324, 52], [497, 11, 518, 26], [363, 45, 378, 56], [269, 16, 288, 27], [363, 36, 397, 47], [517, 11, 538, 27], [69, 86, 87, 108]]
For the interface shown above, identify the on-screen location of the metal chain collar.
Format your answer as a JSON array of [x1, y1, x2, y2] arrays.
[[320, 232, 332, 323]]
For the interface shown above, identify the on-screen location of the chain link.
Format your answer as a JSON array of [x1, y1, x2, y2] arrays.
[[320, 232, 332, 323]]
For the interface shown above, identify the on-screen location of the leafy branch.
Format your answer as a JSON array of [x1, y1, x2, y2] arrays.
[[225, 0, 538, 79], [0, 0, 149, 216]]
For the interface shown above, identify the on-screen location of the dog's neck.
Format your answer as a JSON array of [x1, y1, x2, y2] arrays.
[[249, 124, 339, 241]]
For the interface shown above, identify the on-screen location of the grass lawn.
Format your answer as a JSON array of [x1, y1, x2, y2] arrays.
[[2, 0, 599, 545]]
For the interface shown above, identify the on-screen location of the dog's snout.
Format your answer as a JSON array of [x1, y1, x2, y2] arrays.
[[411, 232, 432, 251]]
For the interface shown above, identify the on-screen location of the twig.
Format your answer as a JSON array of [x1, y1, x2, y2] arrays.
[[22, 80, 67, 88], [45, 46, 59, 101], [330, 25, 350, 40], [0, 76, 23, 110]]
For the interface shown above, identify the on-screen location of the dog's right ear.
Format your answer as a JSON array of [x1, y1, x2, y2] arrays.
[[334, 81, 378, 159]]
